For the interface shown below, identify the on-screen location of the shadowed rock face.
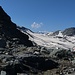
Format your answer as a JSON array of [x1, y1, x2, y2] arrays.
[[62, 27, 75, 36], [51, 30, 60, 36], [0, 6, 33, 46]]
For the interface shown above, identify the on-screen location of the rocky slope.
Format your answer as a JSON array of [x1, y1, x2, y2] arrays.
[[0, 6, 33, 47], [0, 6, 60, 75]]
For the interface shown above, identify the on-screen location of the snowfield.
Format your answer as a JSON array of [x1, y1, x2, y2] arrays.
[[20, 29, 75, 50]]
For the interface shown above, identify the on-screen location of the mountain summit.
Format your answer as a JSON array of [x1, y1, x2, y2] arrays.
[[62, 27, 75, 36], [0, 6, 33, 47]]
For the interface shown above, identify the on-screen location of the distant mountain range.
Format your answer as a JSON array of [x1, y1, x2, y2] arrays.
[[18, 25, 75, 36]]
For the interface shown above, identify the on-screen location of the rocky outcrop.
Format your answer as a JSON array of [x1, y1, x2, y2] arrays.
[[51, 30, 60, 36], [51, 27, 75, 36], [17, 26, 33, 33], [62, 27, 75, 36], [1, 56, 58, 75], [0, 6, 33, 47]]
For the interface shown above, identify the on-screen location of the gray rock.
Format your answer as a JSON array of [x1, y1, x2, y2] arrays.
[[1, 71, 6, 75], [0, 39, 6, 48]]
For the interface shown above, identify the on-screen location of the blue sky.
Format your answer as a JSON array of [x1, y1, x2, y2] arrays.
[[0, 0, 75, 32]]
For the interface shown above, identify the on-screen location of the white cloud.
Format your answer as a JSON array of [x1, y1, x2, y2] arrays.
[[31, 22, 43, 29]]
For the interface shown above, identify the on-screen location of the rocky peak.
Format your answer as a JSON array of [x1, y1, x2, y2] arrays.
[[51, 30, 61, 36], [0, 6, 33, 47], [62, 27, 75, 36]]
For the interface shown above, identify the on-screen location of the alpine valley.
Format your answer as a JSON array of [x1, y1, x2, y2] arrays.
[[0, 6, 75, 75]]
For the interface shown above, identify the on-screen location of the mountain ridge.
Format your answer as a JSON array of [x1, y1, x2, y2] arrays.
[[0, 6, 33, 47]]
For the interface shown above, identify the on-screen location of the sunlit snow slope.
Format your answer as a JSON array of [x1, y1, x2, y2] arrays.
[[19, 27, 75, 50]]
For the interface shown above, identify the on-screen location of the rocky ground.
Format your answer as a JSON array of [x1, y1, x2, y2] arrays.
[[0, 44, 75, 75]]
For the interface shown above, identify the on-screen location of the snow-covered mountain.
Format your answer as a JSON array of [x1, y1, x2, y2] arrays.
[[18, 27, 75, 50]]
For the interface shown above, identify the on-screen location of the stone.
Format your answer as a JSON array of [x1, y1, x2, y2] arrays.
[[1, 71, 6, 75], [0, 39, 6, 48]]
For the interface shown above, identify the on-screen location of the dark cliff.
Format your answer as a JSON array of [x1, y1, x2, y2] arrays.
[[0, 6, 33, 47]]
